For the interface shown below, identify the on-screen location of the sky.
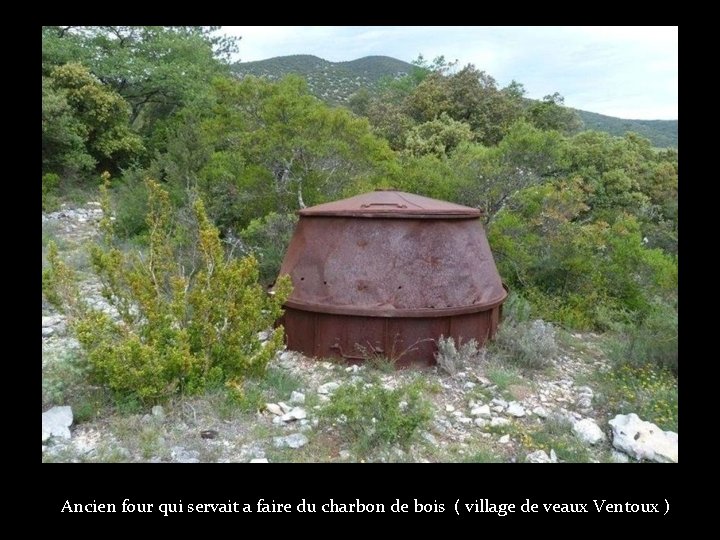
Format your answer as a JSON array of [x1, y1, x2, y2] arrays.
[[221, 26, 678, 120]]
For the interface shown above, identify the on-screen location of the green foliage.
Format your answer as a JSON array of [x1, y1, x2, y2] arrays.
[[605, 301, 678, 374], [488, 134, 678, 331], [228, 53, 676, 147], [406, 65, 525, 146], [485, 364, 524, 393], [451, 121, 567, 221], [233, 54, 415, 107], [42, 173, 60, 211], [525, 92, 583, 133], [43, 64, 143, 178], [112, 168, 151, 239], [42, 75, 96, 177], [43, 26, 238, 137], [190, 75, 394, 230], [320, 379, 432, 455], [239, 212, 298, 285], [595, 363, 677, 432], [492, 319, 558, 370], [404, 113, 474, 158], [43, 178, 292, 403], [526, 417, 590, 463], [576, 109, 677, 148]]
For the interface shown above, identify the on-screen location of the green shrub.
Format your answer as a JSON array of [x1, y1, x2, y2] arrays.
[[492, 319, 558, 369], [42, 173, 60, 211], [320, 379, 432, 455], [239, 212, 298, 285], [595, 364, 677, 432], [606, 302, 678, 374], [113, 170, 150, 239], [434, 335, 485, 377], [43, 177, 292, 403]]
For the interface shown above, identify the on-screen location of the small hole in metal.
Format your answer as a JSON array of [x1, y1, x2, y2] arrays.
[[323, 281, 327, 285], [398, 285, 402, 289], [300, 277, 304, 281]]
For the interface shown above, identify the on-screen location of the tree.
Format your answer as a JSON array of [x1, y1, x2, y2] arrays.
[[42, 75, 95, 176], [405, 65, 525, 145], [404, 113, 474, 158], [525, 92, 583, 133], [42, 26, 239, 134], [43, 63, 143, 177]]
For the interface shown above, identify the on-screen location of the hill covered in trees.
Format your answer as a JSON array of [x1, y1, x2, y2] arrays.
[[574, 110, 677, 148], [233, 54, 677, 148], [232, 54, 413, 105]]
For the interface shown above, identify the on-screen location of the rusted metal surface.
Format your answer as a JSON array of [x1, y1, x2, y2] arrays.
[[299, 190, 482, 219], [277, 190, 507, 367]]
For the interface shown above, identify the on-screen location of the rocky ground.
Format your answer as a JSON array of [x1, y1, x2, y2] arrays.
[[42, 204, 677, 463]]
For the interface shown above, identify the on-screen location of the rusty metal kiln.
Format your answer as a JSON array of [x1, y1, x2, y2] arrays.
[[277, 190, 507, 367]]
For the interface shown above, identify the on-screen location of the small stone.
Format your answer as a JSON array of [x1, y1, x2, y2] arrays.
[[490, 417, 510, 428], [42, 316, 62, 327], [457, 416, 472, 424], [474, 418, 488, 428], [249, 458, 269, 463], [279, 351, 293, 362], [42, 327, 54, 337], [277, 401, 292, 414], [318, 381, 340, 395], [499, 434, 510, 444], [550, 449, 558, 463], [421, 431, 438, 445], [445, 404, 456, 413], [577, 395, 593, 409], [257, 331, 270, 342], [151, 405, 165, 419], [345, 364, 360, 373], [265, 403, 284, 416], [610, 450, 630, 463], [289, 391, 305, 404], [452, 410, 464, 417], [492, 398, 508, 408], [273, 433, 309, 449], [492, 405, 505, 414], [573, 418, 606, 445], [476, 376, 491, 386], [280, 407, 307, 422], [577, 386, 594, 395], [339, 450, 351, 460], [532, 406, 549, 418], [506, 402, 526, 417], [171, 446, 200, 463], [470, 405, 492, 418], [42, 406, 73, 442], [526, 450, 552, 463], [463, 381, 476, 390]]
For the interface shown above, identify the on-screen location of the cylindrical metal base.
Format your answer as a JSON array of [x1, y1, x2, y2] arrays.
[[281, 306, 501, 368]]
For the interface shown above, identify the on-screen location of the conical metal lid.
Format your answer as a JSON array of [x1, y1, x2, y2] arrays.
[[299, 190, 481, 219]]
